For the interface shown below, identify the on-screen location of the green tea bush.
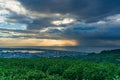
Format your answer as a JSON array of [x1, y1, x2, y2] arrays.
[[0, 57, 119, 80]]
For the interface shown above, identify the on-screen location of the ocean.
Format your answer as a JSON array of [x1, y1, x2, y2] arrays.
[[7, 46, 120, 53]]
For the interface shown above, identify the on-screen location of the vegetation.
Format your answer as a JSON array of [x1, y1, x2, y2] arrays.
[[0, 49, 120, 80]]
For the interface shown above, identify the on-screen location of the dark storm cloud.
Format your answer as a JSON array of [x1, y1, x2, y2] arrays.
[[27, 18, 54, 30], [65, 25, 120, 40], [19, 0, 120, 22], [61, 21, 120, 46], [11, 0, 120, 31], [0, 27, 63, 39], [4, 8, 32, 24], [1, 0, 120, 47]]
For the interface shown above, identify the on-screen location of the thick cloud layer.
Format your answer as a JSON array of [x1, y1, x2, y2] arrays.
[[0, 0, 120, 46], [20, 0, 120, 21]]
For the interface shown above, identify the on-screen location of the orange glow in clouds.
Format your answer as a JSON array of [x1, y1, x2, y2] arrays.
[[0, 38, 77, 46]]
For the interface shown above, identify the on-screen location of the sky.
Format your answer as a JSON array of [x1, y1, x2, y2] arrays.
[[0, 0, 120, 47]]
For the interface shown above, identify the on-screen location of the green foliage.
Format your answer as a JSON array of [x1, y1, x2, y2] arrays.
[[0, 49, 120, 80], [43, 75, 66, 80]]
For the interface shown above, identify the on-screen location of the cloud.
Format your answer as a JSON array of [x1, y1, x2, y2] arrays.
[[19, 0, 120, 22], [2, 0, 120, 30], [0, 0, 120, 47], [60, 14, 120, 46]]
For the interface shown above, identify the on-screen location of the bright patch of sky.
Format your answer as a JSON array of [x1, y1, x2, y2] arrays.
[[52, 18, 76, 26], [0, 0, 26, 14], [0, 0, 27, 30], [0, 22, 27, 30]]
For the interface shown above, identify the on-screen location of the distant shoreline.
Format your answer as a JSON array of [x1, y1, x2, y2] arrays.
[[0, 46, 120, 53]]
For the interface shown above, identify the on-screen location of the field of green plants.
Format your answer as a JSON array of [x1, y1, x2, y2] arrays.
[[0, 49, 120, 80]]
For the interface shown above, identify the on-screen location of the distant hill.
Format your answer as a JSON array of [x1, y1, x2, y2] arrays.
[[101, 49, 120, 54], [81, 49, 120, 63]]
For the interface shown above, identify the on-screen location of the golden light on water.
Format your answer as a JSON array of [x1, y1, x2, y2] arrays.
[[0, 38, 77, 46]]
